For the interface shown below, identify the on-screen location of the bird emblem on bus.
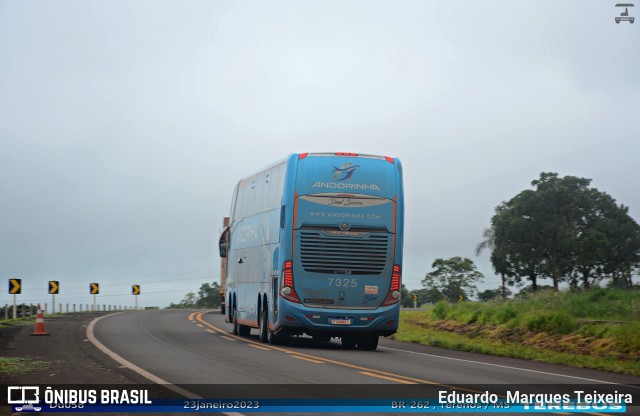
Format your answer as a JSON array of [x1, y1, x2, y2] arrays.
[[332, 163, 360, 181]]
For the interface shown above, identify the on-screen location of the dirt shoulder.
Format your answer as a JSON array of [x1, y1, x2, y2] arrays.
[[0, 313, 179, 415], [1, 312, 151, 385]]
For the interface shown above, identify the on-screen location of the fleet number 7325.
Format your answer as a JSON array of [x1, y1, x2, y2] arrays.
[[328, 278, 357, 287]]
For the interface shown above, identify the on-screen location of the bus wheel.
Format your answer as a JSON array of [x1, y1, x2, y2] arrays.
[[259, 309, 268, 343], [341, 334, 358, 349], [357, 334, 379, 351], [232, 312, 239, 335]]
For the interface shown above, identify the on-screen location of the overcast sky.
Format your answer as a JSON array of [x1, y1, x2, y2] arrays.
[[1, 1, 638, 308]]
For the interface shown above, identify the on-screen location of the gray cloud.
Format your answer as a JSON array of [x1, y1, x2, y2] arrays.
[[1, 0, 638, 307]]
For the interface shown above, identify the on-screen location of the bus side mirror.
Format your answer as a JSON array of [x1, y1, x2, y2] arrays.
[[219, 227, 230, 258]]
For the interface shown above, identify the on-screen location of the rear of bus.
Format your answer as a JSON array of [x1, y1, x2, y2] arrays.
[[277, 152, 404, 347]]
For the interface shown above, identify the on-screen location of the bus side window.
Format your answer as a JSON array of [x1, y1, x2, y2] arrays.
[[280, 205, 286, 228]]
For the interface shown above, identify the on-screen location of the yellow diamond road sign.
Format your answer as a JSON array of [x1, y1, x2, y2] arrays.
[[9, 279, 21, 294], [132, 285, 140, 295], [90, 283, 99, 295], [49, 280, 59, 294]]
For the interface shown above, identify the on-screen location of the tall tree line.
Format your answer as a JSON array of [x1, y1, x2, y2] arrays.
[[168, 282, 221, 309], [479, 172, 640, 293]]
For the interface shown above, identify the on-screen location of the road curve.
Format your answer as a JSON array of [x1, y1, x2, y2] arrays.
[[91, 309, 640, 413]]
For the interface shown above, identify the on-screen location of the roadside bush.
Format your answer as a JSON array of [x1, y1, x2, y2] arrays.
[[494, 303, 518, 324], [524, 312, 577, 334], [609, 323, 640, 353], [432, 301, 451, 320]]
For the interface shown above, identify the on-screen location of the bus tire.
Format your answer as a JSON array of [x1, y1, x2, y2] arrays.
[[259, 308, 268, 343], [357, 334, 379, 351], [232, 312, 239, 335], [341, 334, 358, 349]]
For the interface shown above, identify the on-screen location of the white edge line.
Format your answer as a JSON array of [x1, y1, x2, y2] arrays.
[[87, 312, 245, 416], [379, 346, 640, 389]]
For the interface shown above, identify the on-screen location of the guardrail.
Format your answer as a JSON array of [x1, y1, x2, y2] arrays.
[[1, 304, 138, 319]]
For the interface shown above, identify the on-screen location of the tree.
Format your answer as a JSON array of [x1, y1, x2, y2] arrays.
[[476, 227, 515, 300], [169, 291, 197, 309], [484, 172, 640, 291], [491, 192, 542, 291], [601, 204, 640, 288], [417, 287, 445, 305], [168, 282, 223, 309], [400, 284, 412, 308], [478, 287, 512, 301], [197, 282, 221, 308], [422, 257, 484, 302], [530, 173, 592, 290]]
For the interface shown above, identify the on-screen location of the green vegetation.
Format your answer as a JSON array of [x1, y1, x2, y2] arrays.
[[0, 357, 48, 374], [479, 172, 640, 294], [0, 316, 36, 330], [168, 282, 222, 309], [422, 257, 485, 302], [395, 288, 640, 375]]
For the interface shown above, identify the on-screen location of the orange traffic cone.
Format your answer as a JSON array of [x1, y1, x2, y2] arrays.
[[31, 304, 49, 336]]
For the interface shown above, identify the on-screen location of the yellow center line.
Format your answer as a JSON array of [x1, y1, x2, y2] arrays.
[[360, 371, 416, 384], [220, 335, 237, 342], [290, 355, 325, 364], [248, 344, 272, 351], [188, 312, 196, 321]]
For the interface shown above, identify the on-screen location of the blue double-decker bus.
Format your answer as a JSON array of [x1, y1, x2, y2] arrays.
[[218, 152, 404, 350]]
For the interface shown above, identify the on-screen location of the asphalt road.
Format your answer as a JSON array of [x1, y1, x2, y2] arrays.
[[92, 309, 640, 413]]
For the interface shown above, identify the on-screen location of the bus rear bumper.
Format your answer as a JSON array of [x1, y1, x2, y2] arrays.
[[275, 303, 399, 337]]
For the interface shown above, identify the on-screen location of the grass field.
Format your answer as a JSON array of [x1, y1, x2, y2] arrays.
[[394, 288, 640, 376]]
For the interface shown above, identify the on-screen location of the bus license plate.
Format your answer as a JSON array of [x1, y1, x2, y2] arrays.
[[330, 318, 352, 325]]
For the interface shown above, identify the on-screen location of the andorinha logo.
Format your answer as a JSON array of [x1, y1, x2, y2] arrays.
[[332, 162, 360, 181], [312, 163, 380, 191], [312, 181, 380, 191]]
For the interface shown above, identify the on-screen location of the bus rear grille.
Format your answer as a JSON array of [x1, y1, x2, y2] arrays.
[[299, 231, 389, 275]]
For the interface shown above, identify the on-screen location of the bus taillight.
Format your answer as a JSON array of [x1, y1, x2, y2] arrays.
[[382, 264, 401, 306], [335, 152, 358, 156], [280, 260, 301, 303]]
